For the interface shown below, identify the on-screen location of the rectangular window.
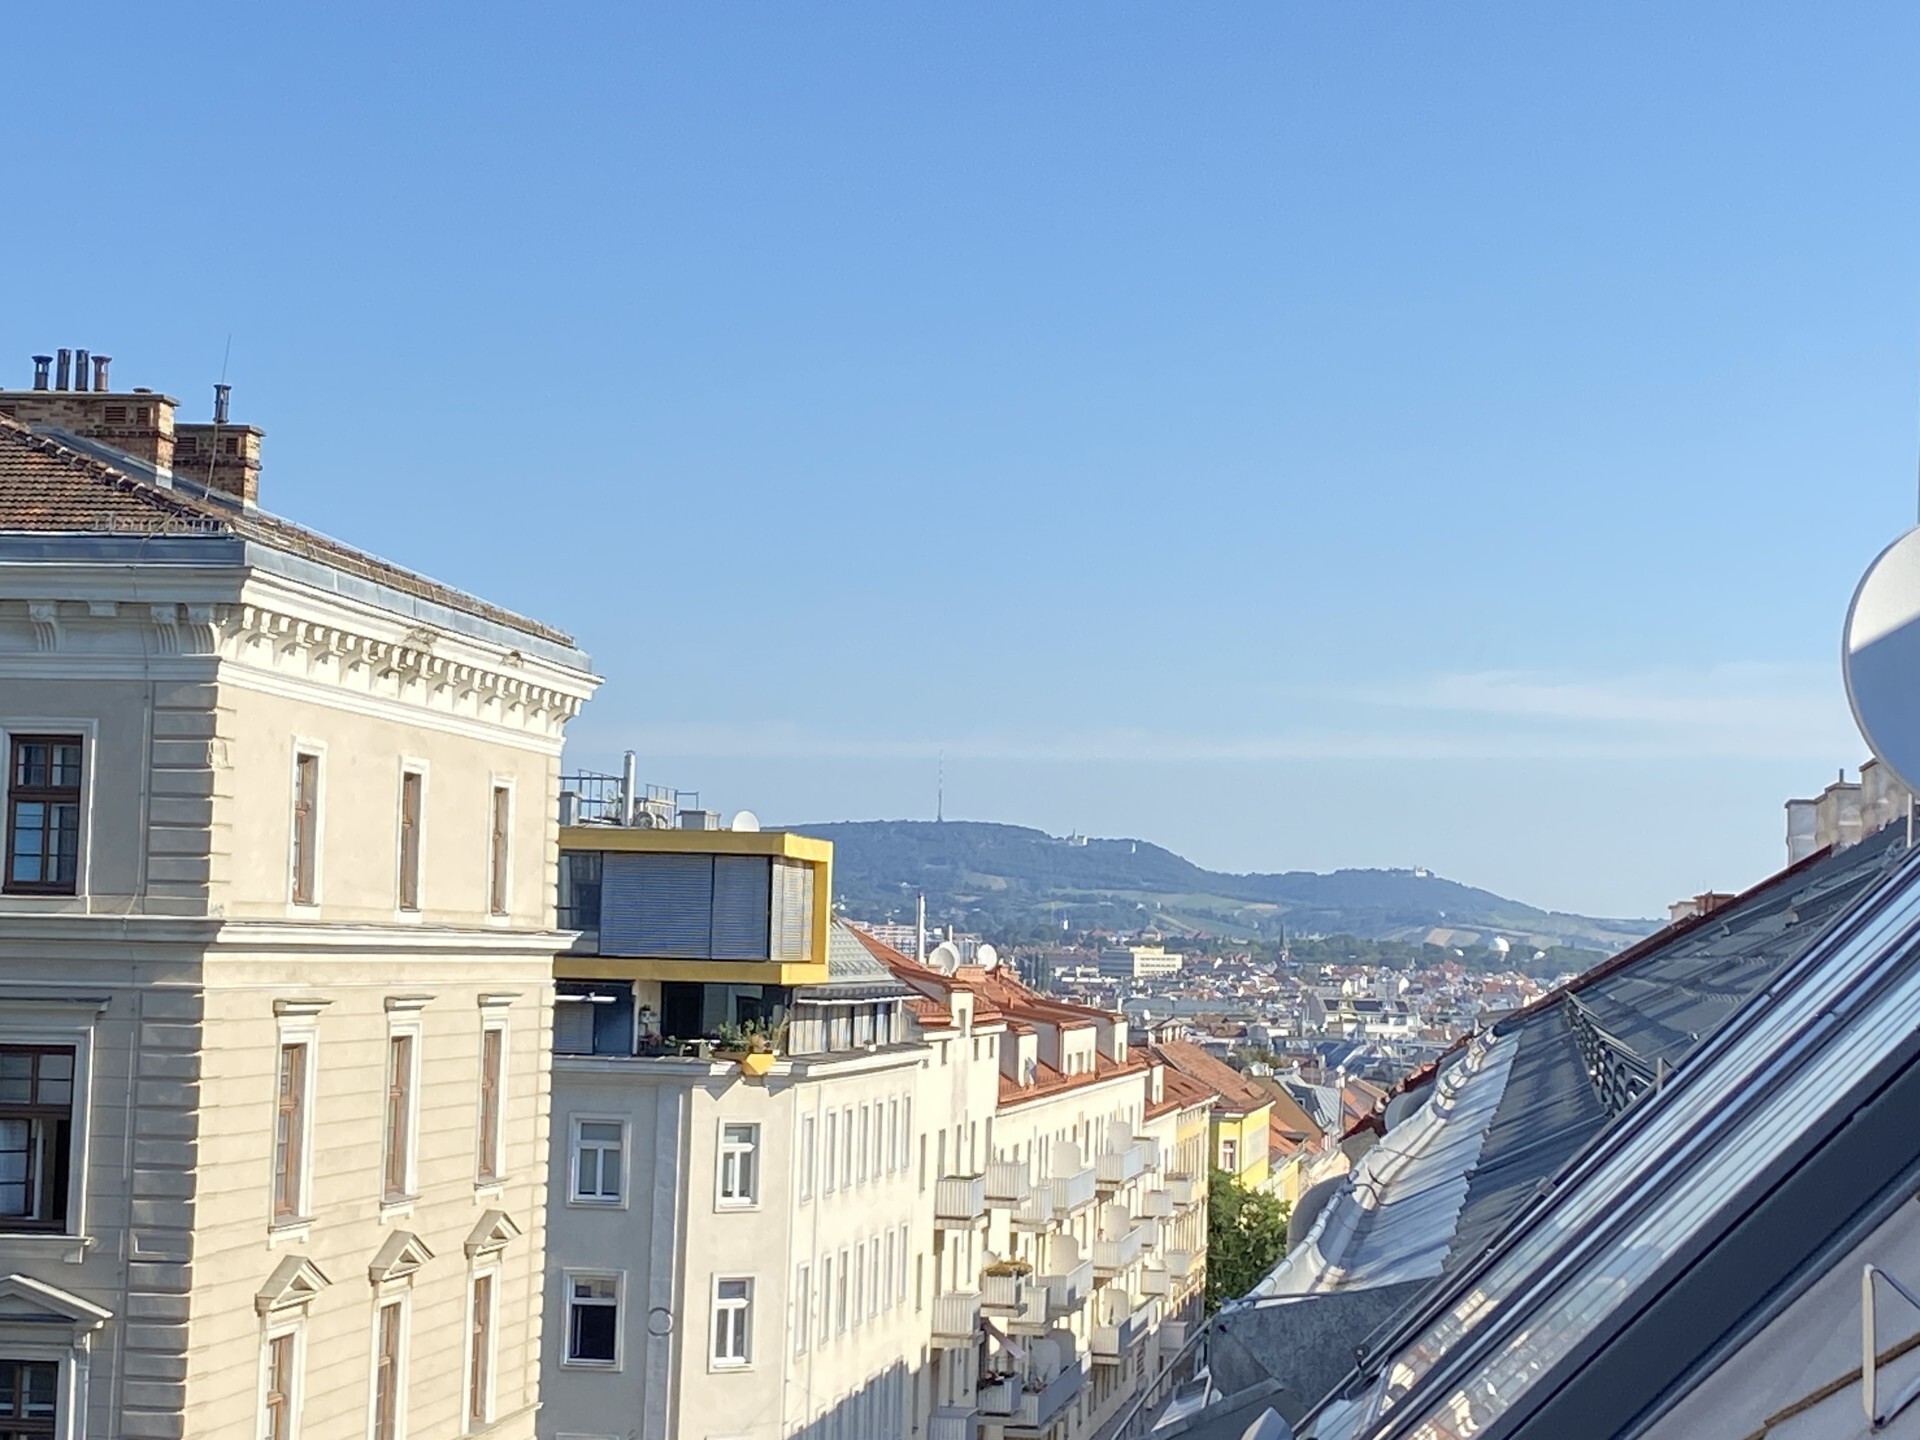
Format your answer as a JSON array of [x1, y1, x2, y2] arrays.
[[718, 1123, 758, 1206], [898, 1224, 909, 1301], [488, 785, 510, 916], [4, 735, 81, 896], [0, 1360, 57, 1438], [823, 1110, 837, 1194], [571, 1119, 623, 1203], [836, 1249, 849, 1334], [383, 1033, 414, 1202], [798, 1114, 815, 1204], [1220, 1138, 1238, 1174], [476, 1024, 504, 1183], [901, 1097, 912, 1172], [883, 1230, 895, 1312], [0, 1046, 73, 1231], [566, 1274, 620, 1366], [291, 751, 320, 904], [857, 1106, 870, 1184], [398, 770, 423, 912], [794, 1262, 811, 1355], [886, 1099, 898, 1174], [869, 1237, 881, 1320], [468, 1273, 494, 1427], [273, 1042, 308, 1223], [264, 1331, 298, 1440], [372, 1299, 404, 1440], [841, 1107, 853, 1186], [853, 1244, 864, 1329], [818, 1254, 833, 1344], [712, 1277, 752, 1368]]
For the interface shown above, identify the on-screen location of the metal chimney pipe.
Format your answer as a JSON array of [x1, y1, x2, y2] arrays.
[[73, 350, 90, 392], [30, 357, 51, 391], [92, 355, 111, 392], [213, 383, 231, 425], [621, 751, 639, 826], [54, 350, 70, 391]]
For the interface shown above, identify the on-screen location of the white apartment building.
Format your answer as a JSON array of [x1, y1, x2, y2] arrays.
[[0, 360, 597, 1438], [1096, 948, 1183, 982]]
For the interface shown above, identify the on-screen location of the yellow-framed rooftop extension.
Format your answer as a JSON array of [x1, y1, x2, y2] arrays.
[[556, 824, 833, 988]]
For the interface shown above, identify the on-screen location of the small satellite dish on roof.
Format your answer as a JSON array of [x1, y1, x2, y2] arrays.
[[729, 810, 761, 832], [975, 943, 999, 970], [1844, 528, 1920, 792], [928, 941, 961, 975]]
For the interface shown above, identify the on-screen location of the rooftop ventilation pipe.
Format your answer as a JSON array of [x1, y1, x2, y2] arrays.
[[73, 350, 89, 392], [29, 356, 51, 391]]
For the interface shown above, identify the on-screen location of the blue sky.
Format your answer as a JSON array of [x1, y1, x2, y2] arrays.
[[10, 2, 1918, 916]]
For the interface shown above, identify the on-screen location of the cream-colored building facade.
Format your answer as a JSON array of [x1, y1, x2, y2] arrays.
[[0, 373, 596, 1439]]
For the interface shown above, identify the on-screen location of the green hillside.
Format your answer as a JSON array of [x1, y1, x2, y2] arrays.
[[789, 819, 1655, 953]]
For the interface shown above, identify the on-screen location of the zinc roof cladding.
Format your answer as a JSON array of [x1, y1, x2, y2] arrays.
[[0, 415, 576, 647], [1155, 1040, 1271, 1117], [1252, 1078, 1329, 1147]]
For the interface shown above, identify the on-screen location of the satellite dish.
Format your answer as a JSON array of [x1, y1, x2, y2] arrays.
[[928, 941, 962, 975], [1845, 528, 1920, 791], [975, 943, 999, 970], [730, 810, 761, 833]]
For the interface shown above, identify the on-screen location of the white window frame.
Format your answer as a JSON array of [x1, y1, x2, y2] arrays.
[[270, 1015, 321, 1236], [484, 777, 514, 922], [1220, 1137, 1238, 1174], [709, 1275, 754, 1371], [568, 1115, 629, 1207], [886, 1098, 898, 1175], [0, 1000, 99, 1245], [463, 1263, 501, 1431], [365, 1288, 411, 1440], [287, 739, 326, 911], [797, 1113, 815, 1205], [560, 1269, 624, 1371], [258, 1313, 307, 1440], [852, 1243, 864, 1330], [836, 1247, 850, 1335], [475, 1002, 511, 1189], [868, 1237, 881, 1321], [793, 1262, 811, 1355], [381, 1005, 425, 1209], [823, 1110, 837, 1194], [716, 1122, 759, 1209], [857, 1105, 870, 1184], [394, 759, 427, 919], [0, 717, 98, 906]]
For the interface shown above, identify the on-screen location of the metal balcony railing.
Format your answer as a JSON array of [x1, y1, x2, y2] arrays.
[[930, 1289, 982, 1346], [1093, 1295, 1159, 1362], [1098, 1140, 1149, 1189], [934, 1173, 988, 1227], [985, 1158, 1032, 1207], [1043, 1256, 1093, 1319], [928, 1405, 977, 1440], [978, 1377, 1019, 1416]]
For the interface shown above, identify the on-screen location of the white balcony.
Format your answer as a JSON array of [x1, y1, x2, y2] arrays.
[[1049, 1165, 1097, 1215], [928, 1405, 977, 1440], [1139, 1264, 1171, 1298], [1043, 1256, 1094, 1320], [1094, 1224, 1145, 1276], [1166, 1172, 1201, 1207], [1160, 1318, 1191, 1352], [1010, 1186, 1055, 1231], [985, 1158, 1032, 1207], [999, 1361, 1087, 1434], [1092, 1295, 1159, 1363], [1165, 1248, 1196, 1280], [931, 1289, 982, 1347], [1097, 1140, 1148, 1190], [934, 1172, 988, 1228], [1139, 1188, 1174, 1220], [977, 1376, 1019, 1416]]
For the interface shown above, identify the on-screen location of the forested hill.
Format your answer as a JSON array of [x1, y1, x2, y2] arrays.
[[788, 819, 1655, 953]]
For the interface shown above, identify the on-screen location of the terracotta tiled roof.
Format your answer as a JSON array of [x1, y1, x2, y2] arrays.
[[1152, 1040, 1272, 1118], [1251, 1077, 1327, 1146], [0, 416, 575, 647], [1148, 1063, 1218, 1119], [996, 1050, 1148, 1109]]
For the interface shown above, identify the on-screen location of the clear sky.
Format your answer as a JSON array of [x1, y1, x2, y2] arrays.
[[11, 2, 1920, 917]]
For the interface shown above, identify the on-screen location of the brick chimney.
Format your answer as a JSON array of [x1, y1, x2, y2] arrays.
[[171, 420, 263, 508], [0, 350, 178, 468]]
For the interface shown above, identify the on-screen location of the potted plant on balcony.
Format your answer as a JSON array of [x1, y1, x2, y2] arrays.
[[714, 1019, 783, 1077]]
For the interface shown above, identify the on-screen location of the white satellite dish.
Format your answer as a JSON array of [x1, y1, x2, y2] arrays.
[[1844, 528, 1920, 791], [928, 941, 962, 975], [729, 810, 761, 833], [975, 943, 999, 970]]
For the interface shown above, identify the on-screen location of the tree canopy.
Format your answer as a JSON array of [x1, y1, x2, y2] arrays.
[[1205, 1167, 1289, 1311]]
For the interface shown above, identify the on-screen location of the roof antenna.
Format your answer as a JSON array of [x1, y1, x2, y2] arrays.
[[204, 334, 231, 493], [937, 749, 944, 824]]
